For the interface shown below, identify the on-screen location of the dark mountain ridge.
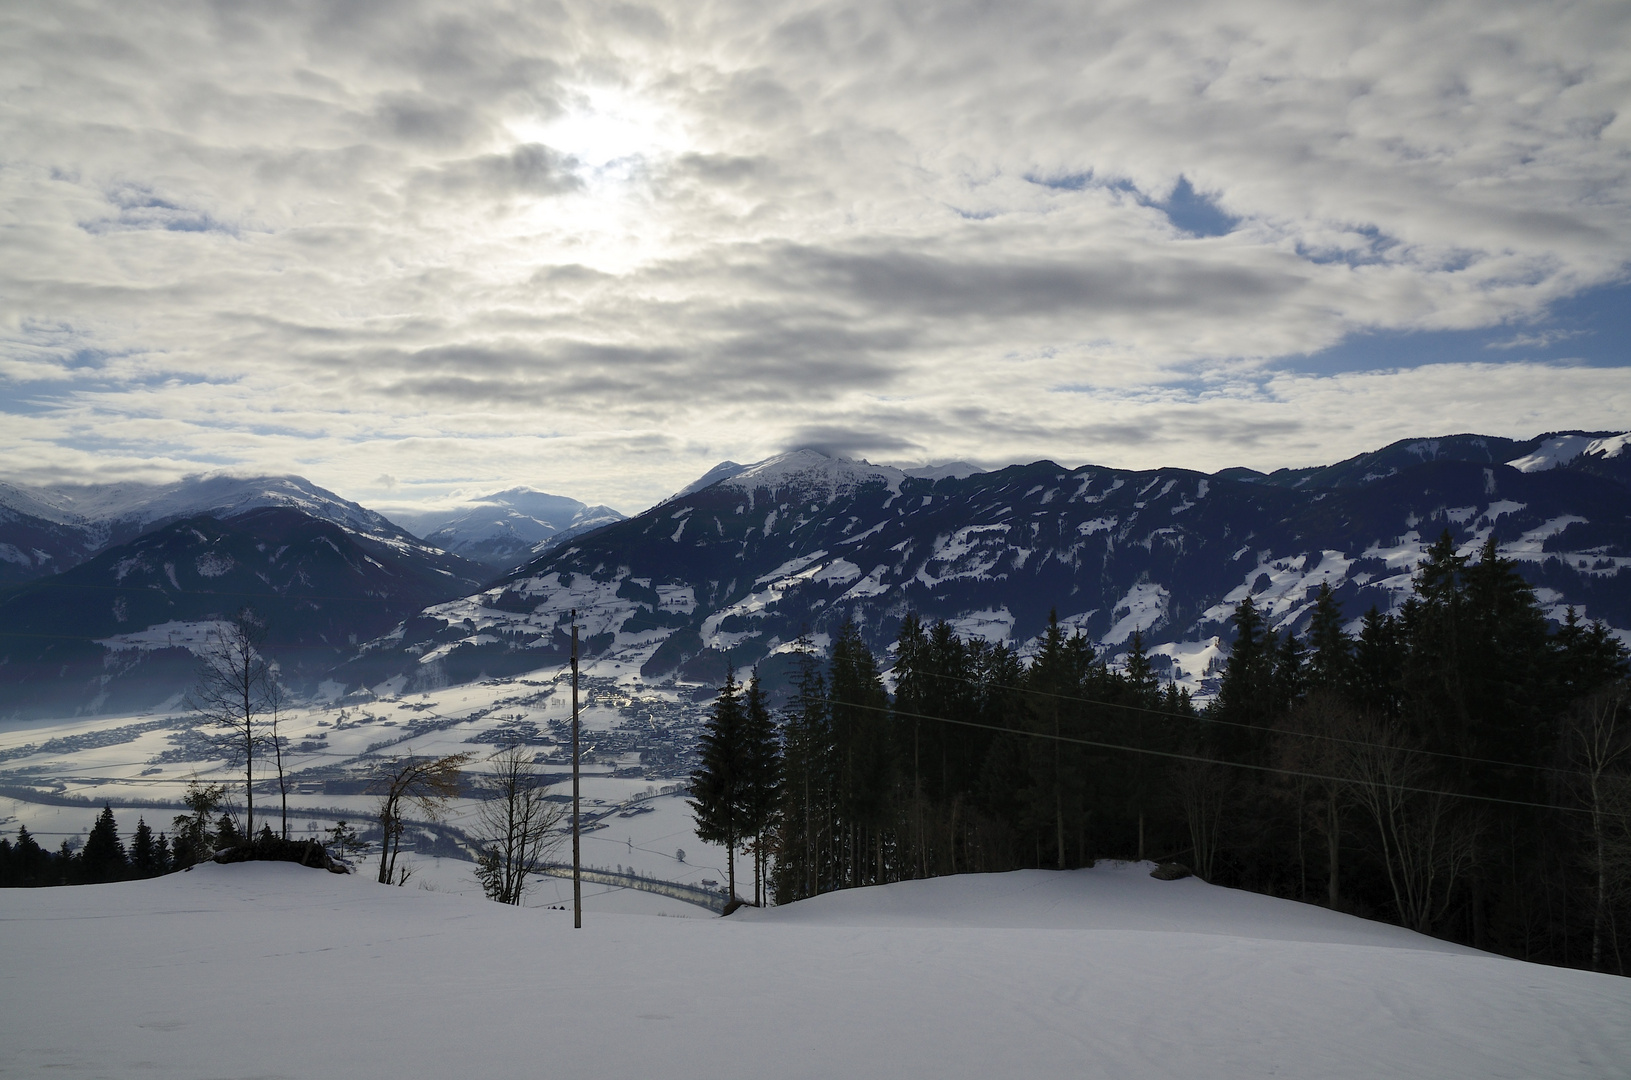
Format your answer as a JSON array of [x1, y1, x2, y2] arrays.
[[358, 437, 1630, 701], [0, 507, 486, 719]]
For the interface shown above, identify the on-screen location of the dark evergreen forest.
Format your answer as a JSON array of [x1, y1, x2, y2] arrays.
[[695, 530, 1631, 974]]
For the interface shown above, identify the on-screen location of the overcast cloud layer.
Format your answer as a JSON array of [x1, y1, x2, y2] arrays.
[[2, 0, 1629, 512]]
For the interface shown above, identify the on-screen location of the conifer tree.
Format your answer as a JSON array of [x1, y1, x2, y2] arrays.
[[1272, 630, 1305, 717], [11, 826, 48, 886], [1215, 596, 1276, 759], [1305, 584, 1355, 695], [171, 782, 226, 868], [1353, 606, 1403, 722], [773, 639, 834, 902], [1021, 611, 1095, 869], [1124, 630, 1159, 704], [58, 839, 79, 885], [1555, 607, 1631, 700], [739, 671, 781, 906], [829, 621, 892, 886], [690, 668, 747, 903], [81, 804, 128, 883], [130, 818, 162, 878]]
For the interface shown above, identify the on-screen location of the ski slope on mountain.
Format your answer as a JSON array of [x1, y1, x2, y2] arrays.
[[3, 861, 1626, 1079]]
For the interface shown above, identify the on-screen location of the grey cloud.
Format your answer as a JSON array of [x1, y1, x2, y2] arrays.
[[418, 144, 583, 198], [605, 2, 672, 41], [665, 152, 772, 186], [781, 425, 924, 459], [370, 93, 490, 149], [771, 243, 1301, 321]]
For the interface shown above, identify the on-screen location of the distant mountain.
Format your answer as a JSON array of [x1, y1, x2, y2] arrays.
[[7, 439, 1626, 716], [0, 506, 486, 719], [0, 474, 420, 584], [387, 488, 624, 572], [354, 437, 1631, 701], [1229, 431, 1630, 490], [0, 496, 102, 586]]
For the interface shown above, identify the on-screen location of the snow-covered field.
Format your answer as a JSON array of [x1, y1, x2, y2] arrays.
[[0, 663, 741, 915], [3, 861, 1627, 1079]]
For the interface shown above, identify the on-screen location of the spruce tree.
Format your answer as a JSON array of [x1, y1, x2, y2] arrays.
[[80, 804, 128, 883], [690, 669, 747, 903], [829, 621, 892, 886], [1021, 611, 1096, 869], [739, 670, 782, 906], [12, 826, 48, 886], [1215, 596, 1276, 759], [773, 639, 834, 902], [1305, 584, 1355, 696], [130, 818, 162, 878], [1555, 607, 1630, 700], [1124, 630, 1160, 704]]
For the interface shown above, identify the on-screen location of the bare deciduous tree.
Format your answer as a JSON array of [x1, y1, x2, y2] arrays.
[[265, 676, 290, 839], [190, 609, 274, 839], [374, 752, 471, 885], [1343, 717, 1480, 934], [1279, 691, 1362, 907], [1175, 757, 1231, 882], [473, 746, 565, 905], [1561, 682, 1631, 971]]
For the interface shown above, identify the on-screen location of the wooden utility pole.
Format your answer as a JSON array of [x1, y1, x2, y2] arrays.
[[572, 611, 582, 929]]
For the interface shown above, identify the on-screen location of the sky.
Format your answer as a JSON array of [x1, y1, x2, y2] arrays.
[[2, 0, 1628, 515]]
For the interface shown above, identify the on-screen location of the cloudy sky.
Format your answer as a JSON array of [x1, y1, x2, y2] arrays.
[[3, 0, 1629, 514]]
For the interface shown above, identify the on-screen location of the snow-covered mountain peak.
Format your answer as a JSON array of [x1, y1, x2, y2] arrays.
[[721, 450, 906, 502], [673, 461, 752, 500], [905, 462, 985, 481], [386, 488, 625, 571], [18, 474, 394, 536], [0, 480, 85, 525], [470, 488, 592, 520], [1507, 435, 1600, 473], [1584, 433, 1631, 461]]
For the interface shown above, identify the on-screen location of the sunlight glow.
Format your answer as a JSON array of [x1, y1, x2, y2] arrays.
[[509, 85, 689, 179]]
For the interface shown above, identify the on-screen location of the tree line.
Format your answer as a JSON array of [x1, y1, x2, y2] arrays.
[[0, 783, 261, 886], [2, 751, 564, 906], [690, 530, 1631, 973]]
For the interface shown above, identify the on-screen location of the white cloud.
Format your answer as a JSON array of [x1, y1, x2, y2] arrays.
[[1, 0, 1628, 510]]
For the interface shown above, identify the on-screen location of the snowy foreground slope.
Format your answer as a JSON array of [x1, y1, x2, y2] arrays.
[[4, 863, 1628, 1080]]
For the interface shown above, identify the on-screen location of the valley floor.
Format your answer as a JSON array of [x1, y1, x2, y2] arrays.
[[2, 861, 1627, 1079]]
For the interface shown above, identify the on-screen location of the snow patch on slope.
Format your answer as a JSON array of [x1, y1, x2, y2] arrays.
[[722, 450, 906, 502], [1506, 434, 1619, 472], [1103, 583, 1170, 645]]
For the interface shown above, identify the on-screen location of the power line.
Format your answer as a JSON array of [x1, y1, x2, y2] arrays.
[[821, 693, 1594, 817], [906, 666, 1575, 778], [0, 578, 438, 604]]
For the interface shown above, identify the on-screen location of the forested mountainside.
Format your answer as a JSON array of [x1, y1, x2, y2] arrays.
[[3, 432, 1626, 717], [365, 435, 1629, 700]]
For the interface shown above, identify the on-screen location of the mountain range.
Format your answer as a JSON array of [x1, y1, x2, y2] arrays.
[[385, 489, 624, 571], [356, 431, 1631, 702], [1, 432, 1627, 719]]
